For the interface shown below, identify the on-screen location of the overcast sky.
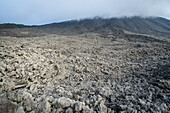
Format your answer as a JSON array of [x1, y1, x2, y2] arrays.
[[0, 0, 170, 25]]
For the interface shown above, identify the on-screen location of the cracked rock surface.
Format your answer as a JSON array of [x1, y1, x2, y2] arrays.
[[0, 34, 170, 113]]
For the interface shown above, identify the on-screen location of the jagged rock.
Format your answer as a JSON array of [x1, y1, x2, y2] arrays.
[[98, 100, 107, 113], [56, 97, 74, 108], [120, 105, 127, 110], [85, 99, 90, 105], [160, 103, 168, 111], [65, 108, 73, 113], [107, 108, 112, 113], [16, 106, 25, 113], [139, 99, 146, 105], [97, 95, 103, 101], [98, 87, 111, 97], [0, 82, 4, 92], [101, 68, 109, 75], [55, 87, 73, 98], [22, 91, 33, 100], [89, 96, 96, 103], [44, 101, 51, 113], [0, 101, 17, 113], [75, 101, 84, 112], [111, 110, 115, 113], [56, 108, 64, 113], [7, 91, 23, 102], [46, 96, 54, 103], [73, 65, 83, 73], [24, 98, 36, 112], [83, 67, 90, 73], [52, 109, 57, 113], [29, 111, 35, 113], [82, 105, 93, 113]]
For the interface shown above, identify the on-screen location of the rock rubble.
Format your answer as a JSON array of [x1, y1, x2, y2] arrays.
[[0, 34, 169, 112]]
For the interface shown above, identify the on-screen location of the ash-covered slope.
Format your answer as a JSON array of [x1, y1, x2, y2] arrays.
[[109, 17, 170, 37], [0, 16, 170, 37], [44, 17, 170, 37]]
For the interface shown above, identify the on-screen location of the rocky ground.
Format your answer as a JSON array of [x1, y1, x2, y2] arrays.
[[0, 33, 170, 113]]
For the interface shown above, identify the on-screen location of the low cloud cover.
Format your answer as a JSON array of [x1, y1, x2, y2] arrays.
[[0, 0, 170, 25]]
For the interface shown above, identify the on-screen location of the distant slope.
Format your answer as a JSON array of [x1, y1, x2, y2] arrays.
[[109, 17, 170, 37], [0, 23, 29, 29], [0, 16, 170, 37]]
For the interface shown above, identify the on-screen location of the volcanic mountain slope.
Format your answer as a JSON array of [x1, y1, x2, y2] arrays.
[[0, 16, 170, 113], [0, 16, 170, 37]]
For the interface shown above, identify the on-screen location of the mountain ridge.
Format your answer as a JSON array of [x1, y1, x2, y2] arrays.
[[0, 16, 170, 38]]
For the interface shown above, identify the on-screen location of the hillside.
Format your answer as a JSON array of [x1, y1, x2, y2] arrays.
[[0, 16, 170, 113], [0, 17, 170, 38]]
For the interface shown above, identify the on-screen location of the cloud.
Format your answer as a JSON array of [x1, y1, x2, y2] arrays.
[[0, 0, 170, 25]]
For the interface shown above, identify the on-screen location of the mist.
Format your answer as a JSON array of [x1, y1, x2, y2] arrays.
[[0, 0, 170, 25]]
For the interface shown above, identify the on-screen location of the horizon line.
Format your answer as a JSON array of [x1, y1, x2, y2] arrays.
[[0, 16, 170, 26]]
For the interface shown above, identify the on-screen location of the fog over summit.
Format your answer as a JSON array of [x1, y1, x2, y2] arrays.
[[0, 0, 170, 25]]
